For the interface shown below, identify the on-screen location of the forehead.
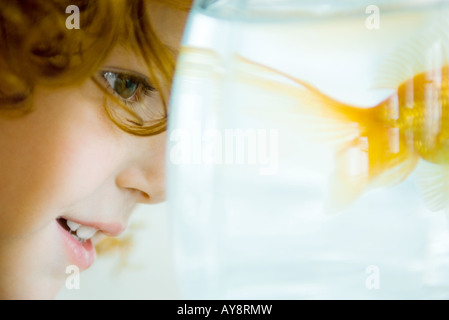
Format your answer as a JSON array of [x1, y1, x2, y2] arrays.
[[146, 1, 190, 51], [102, 2, 190, 78]]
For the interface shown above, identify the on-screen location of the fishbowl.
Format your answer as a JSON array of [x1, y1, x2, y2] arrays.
[[167, 0, 449, 299]]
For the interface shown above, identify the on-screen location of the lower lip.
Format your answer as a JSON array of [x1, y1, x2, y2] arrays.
[[57, 222, 96, 270]]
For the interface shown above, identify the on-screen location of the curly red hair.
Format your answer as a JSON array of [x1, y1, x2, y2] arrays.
[[0, 0, 192, 135]]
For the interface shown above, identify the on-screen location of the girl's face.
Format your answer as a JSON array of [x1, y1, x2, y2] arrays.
[[0, 3, 189, 299]]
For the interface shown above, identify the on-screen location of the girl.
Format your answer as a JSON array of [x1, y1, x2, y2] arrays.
[[0, 0, 192, 299]]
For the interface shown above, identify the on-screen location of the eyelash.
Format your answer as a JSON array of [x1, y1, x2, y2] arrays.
[[99, 70, 156, 107]]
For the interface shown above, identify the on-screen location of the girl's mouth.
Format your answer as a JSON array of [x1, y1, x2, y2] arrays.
[[57, 218, 98, 242], [56, 217, 97, 270]]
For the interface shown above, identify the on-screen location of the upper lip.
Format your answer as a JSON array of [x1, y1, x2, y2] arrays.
[[59, 216, 126, 237]]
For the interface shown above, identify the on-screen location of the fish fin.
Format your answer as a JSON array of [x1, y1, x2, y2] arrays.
[[370, 154, 419, 188], [325, 138, 371, 213], [233, 55, 368, 148], [176, 48, 362, 149], [325, 127, 418, 213], [415, 161, 449, 212], [371, 18, 449, 89]]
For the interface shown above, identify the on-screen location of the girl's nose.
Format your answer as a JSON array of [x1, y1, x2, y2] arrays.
[[115, 134, 166, 204]]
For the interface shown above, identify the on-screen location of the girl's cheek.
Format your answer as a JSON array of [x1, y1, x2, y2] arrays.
[[46, 126, 120, 202], [31, 85, 121, 203], [0, 86, 121, 236]]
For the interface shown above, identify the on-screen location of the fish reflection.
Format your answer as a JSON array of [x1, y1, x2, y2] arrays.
[[177, 45, 449, 212]]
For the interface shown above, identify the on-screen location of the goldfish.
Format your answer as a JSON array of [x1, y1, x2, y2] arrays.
[[236, 56, 449, 211], [175, 41, 449, 212]]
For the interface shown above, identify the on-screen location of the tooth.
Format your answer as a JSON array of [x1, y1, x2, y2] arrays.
[[67, 220, 81, 232], [72, 234, 87, 243], [76, 226, 97, 239], [72, 234, 81, 242]]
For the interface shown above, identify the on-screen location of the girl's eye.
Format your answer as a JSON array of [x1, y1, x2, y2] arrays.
[[102, 71, 144, 101], [95, 69, 165, 129]]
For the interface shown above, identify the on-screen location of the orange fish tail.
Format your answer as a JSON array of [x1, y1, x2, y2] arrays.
[[233, 54, 418, 211], [326, 99, 418, 212]]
